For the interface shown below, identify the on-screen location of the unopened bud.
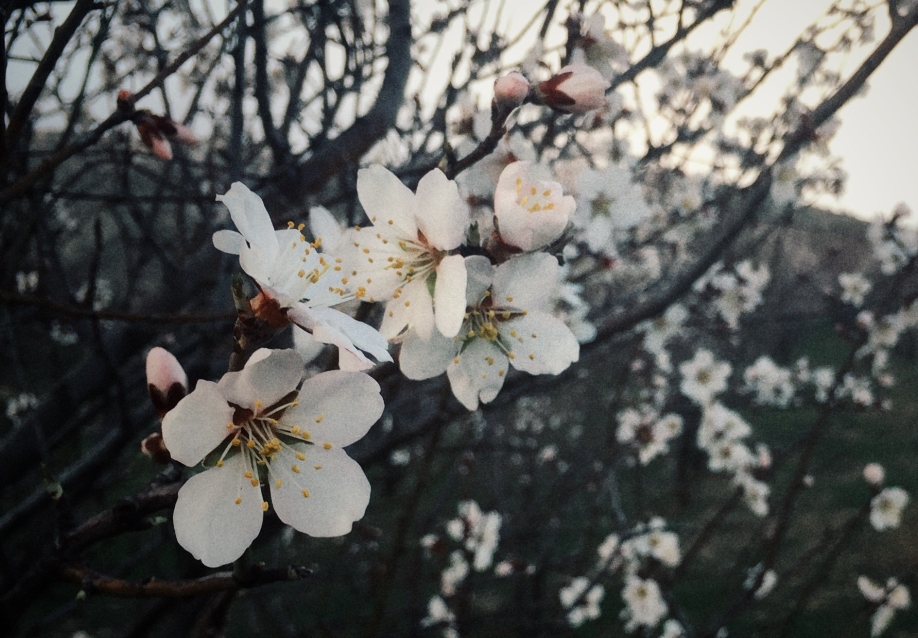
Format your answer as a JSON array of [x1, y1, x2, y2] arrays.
[[493, 72, 530, 109], [141, 432, 171, 463], [146, 347, 187, 418], [536, 63, 610, 114], [863, 463, 885, 486]]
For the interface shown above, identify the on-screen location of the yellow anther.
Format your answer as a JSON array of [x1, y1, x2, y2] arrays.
[[508, 352, 516, 359], [291, 426, 301, 435], [231, 438, 241, 447], [482, 373, 487, 379], [323, 442, 332, 450], [529, 354, 535, 360], [287, 221, 295, 228], [244, 471, 253, 479], [262, 501, 269, 512], [516, 177, 522, 194], [302, 489, 310, 498], [341, 277, 349, 284], [498, 370, 505, 377], [543, 189, 551, 196], [255, 401, 263, 408], [275, 479, 283, 488], [296, 452, 306, 460], [314, 465, 322, 470], [545, 203, 554, 210], [485, 356, 495, 365], [235, 497, 242, 505], [531, 186, 537, 195], [521, 196, 528, 207], [250, 479, 259, 487], [506, 296, 514, 302], [298, 270, 306, 277], [297, 223, 305, 231], [405, 301, 411, 307], [387, 219, 394, 225], [246, 440, 256, 448], [453, 358, 460, 365], [302, 431, 312, 440], [502, 311, 511, 319], [355, 225, 362, 231], [484, 290, 491, 297], [315, 414, 324, 423], [292, 464, 301, 473], [531, 333, 537, 338], [216, 460, 224, 467]]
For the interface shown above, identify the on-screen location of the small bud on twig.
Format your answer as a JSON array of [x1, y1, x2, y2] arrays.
[[146, 347, 187, 418], [535, 63, 610, 114]]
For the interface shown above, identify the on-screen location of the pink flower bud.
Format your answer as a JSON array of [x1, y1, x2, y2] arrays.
[[146, 347, 187, 418], [494, 72, 530, 108], [863, 463, 885, 486], [537, 63, 610, 114]]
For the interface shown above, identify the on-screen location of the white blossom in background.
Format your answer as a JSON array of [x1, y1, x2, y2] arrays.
[[697, 402, 752, 451], [5, 392, 39, 423], [744, 564, 778, 599], [446, 500, 502, 571], [812, 366, 836, 403], [575, 164, 653, 256], [421, 595, 459, 638], [709, 261, 770, 329], [858, 576, 911, 636], [493, 161, 575, 252], [621, 576, 668, 631], [839, 272, 872, 306], [864, 463, 885, 486], [570, 12, 629, 79], [642, 304, 688, 357], [559, 577, 605, 627], [347, 165, 470, 340], [616, 408, 683, 465], [869, 487, 909, 531], [679, 349, 731, 405], [743, 356, 795, 407], [440, 550, 470, 596], [162, 349, 384, 567], [735, 472, 771, 517], [867, 204, 918, 275], [213, 183, 391, 371], [399, 254, 579, 410], [15, 271, 38, 293], [661, 619, 687, 638]]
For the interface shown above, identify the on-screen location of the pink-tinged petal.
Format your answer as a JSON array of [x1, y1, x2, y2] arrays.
[[434, 254, 468, 338], [464, 255, 494, 305], [415, 168, 470, 250], [212, 230, 245, 255], [217, 349, 303, 410], [216, 183, 279, 256], [173, 454, 263, 567], [162, 380, 234, 467], [492, 253, 559, 311], [446, 339, 508, 410], [502, 312, 579, 375], [282, 370, 383, 446], [152, 136, 173, 160], [269, 445, 370, 537], [171, 122, 199, 145], [399, 328, 456, 380], [357, 165, 417, 237]]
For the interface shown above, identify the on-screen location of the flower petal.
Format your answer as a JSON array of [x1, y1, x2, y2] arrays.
[[162, 380, 234, 467], [216, 182, 278, 255], [502, 312, 579, 375], [434, 254, 468, 338], [357, 166, 418, 238], [172, 454, 263, 567], [492, 253, 559, 311], [309, 307, 392, 364], [269, 445, 370, 537], [212, 230, 244, 255], [292, 325, 326, 365], [309, 205, 343, 252], [446, 339, 508, 410], [283, 370, 384, 446], [217, 349, 304, 410], [399, 328, 456, 380], [415, 168, 470, 250], [464, 255, 494, 305]]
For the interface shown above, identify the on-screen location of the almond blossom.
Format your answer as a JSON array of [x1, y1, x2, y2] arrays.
[[347, 165, 470, 340], [213, 183, 391, 371], [399, 254, 580, 410], [537, 63, 610, 114], [162, 349, 384, 567]]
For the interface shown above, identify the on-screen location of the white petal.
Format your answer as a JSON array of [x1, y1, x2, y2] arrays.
[[399, 328, 456, 380], [216, 182, 278, 255], [269, 446, 370, 537], [464, 255, 494, 305], [338, 349, 373, 371], [434, 255, 468, 338], [309, 206, 343, 252], [310, 307, 392, 363], [408, 279, 435, 340], [357, 166, 418, 237], [217, 349, 304, 410], [173, 454, 263, 567], [379, 297, 410, 340], [492, 253, 559, 311], [292, 325, 326, 365], [283, 370, 384, 446], [446, 339, 508, 410], [415, 168, 470, 250], [503, 312, 579, 375], [212, 230, 244, 255], [162, 380, 234, 467]]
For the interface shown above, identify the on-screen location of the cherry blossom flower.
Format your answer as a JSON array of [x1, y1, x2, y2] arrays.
[[399, 254, 580, 410], [859, 576, 911, 636], [870, 487, 909, 531], [679, 349, 731, 405], [347, 165, 470, 340], [839, 272, 872, 306], [493, 161, 576, 251], [213, 182, 391, 371], [621, 576, 667, 631], [162, 349, 384, 567], [560, 577, 605, 627]]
